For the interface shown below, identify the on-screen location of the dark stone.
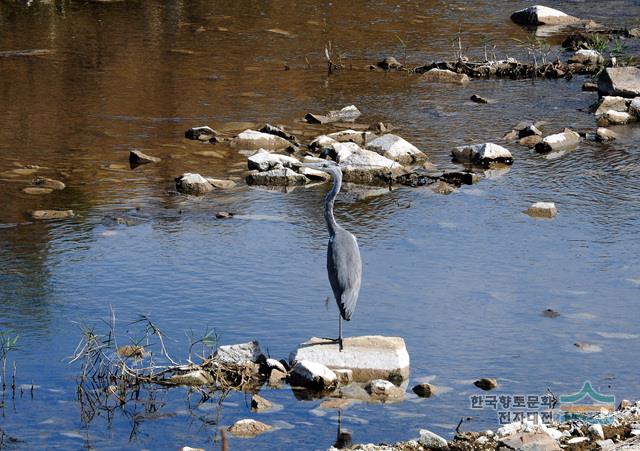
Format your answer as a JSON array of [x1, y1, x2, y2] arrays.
[[470, 94, 489, 104], [377, 56, 403, 71], [412, 383, 434, 398], [474, 378, 498, 391], [259, 123, 300, 146], [542, 309, 561, 318], [185, 126, 217, 141]]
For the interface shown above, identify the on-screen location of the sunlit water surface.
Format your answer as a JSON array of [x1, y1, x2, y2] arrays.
[[1, 0, 640, 449]]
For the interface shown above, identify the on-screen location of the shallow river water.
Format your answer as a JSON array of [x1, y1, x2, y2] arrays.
[[1, 1, 640, 450]]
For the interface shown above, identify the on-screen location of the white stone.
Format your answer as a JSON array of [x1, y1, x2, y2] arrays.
[[543, 427, 563, 440], [266, 358, 287, 373], [333, 142, 401, 169], [629, 97, 640, 118], [423, 68, 469, 84], [366, 134, 427, 164], [213, 341, 264, 365], [309, 135, 338, 150], [568, 436, 590, 444], [418, 429, 448, 449], [327, 129, 374, 145], [289, 360, 337, 390], [511, 5, 581, 25], [596, 439, 615, 448], [598, 67, 640, 98], [228, 419, 272, 437], [246, 168, 309, 186], [569, 49, 604, 65], [328, 105, 362, 122], [589, 423, 605, 440], [536, 129, 580, 153], [477, 436, 489, 445], [290, 336, 410, 382], [247, 148, 301, 171], [452, 142, 513, 165], [603, 109, 632, 125], [596, 127, 618, 142], [175, 173, 213, 195], [631, 430, 640, 436], [365, 379, 404, 399], [231, 129, 291, 150], [205, 178, 236, 189], [298, 166, 331, 182], [526, 201, 557, 219], [593, 96, 628, 116]]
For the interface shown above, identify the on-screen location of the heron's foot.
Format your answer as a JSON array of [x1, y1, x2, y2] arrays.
[[320, 337, 344, 351]]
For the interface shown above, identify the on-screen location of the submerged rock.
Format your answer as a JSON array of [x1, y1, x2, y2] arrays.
[[231, 129, 291, 150], [510, 5, 581, 26], [228, 419, 272, 437], [526, 202, 557, 219], [32, 177, 65, 190], [327, 129, 374, 145], [31, 210, 74, 220], [518, 135, 542, 147], [247, 148, 301, 171], [366, 134, 427, 164], [170, 369, 212, 386], [175, 173, 213, 195], [289, 360, 338, 391], [470, 94, 490, 104], [246, 167, 309, 186], [412, 383, 434, 398], [129, 150, 160, 165], [205, 178, 236, 189], [251, 394, 273, 412], [535, 129, 580, 153], [430, 180, 457, 195], [377, 56, 403, 71], [598, 67, 640, 98], [22, 187, 53, 195], [304, 105, 361, 124], [423, 68, 469, 85], [185, 126, 217, 141], [289, 336, 410, 382], [451, 142, 513, 166]]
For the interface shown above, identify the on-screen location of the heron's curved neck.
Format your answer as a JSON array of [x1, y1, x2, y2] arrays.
[[324, 167, 342, 235]]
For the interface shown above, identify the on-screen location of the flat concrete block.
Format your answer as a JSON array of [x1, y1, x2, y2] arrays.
[[289, 336, 410, 382]]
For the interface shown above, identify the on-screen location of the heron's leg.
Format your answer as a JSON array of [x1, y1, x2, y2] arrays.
[[339, 314, 343, 352]]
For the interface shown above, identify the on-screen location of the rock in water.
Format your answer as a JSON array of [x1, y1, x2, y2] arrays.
[[231, 129, 292, 150], [535, 129, 580, 153], [598, 67, 640, 98], [129, 150, 160, 165], [32, 177, 65, 190], [412, 383, 434, 397], [251, 394, 273, 411], [205, 178, 236, 189], [568, 49, 604, 66], [175, 173, 213, 195], [526, 202, 557, 219], [419, 429, 449, 449], [451, 142, 513, 166], [246, 168, 309, 186], [470, 94, 490, 104], [591, 96, 628, 116], [366, 134, 427, 164], [185, 126, 217, 141], [510, 5, 581, 26], [499, 431, 561, 451], [289, 360, 338, 390], [31, 210, 74, 220], [213, 341, 265, 365], [600, 110, 632, 125], [423, 68, 469, 85], [474, 378, 498, 391], [377, 56, 403, 70], [365, 379, 405, 400], [289, 336, 410, 382], [247, 149, 301, 171], [228, 419, 272, 437], [629, 98, 640, 119]]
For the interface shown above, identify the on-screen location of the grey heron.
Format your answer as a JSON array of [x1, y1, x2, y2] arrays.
[[305, 161, 362, 351]]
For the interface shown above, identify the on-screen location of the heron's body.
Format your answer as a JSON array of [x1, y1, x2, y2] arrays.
[[320, 164, 362, 350]]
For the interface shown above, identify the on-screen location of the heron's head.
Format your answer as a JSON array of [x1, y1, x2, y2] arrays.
[[301, 160, 340, 173]]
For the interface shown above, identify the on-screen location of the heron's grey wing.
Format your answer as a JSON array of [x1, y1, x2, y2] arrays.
[[327, 229, 362, 321]]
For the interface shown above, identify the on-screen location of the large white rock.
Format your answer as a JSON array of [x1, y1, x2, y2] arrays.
[[327, 129, 374, 145], [510, 5, 581, 25], [588, 423, 604, 440], [629, 97, 640, 119], [419, 429, 449, 449], [535, 129, 580, 153], [451, 142, 513, 166], [592, 96, 628, 116], [598, 67, 640, 98], [602, 109, 632, 125], [213, 341, 264, 365], [366, 134, 427, 164], [246, 167, 309, 186], [569, 49, 604, 66], [365, 379, 405, 400], [289, 360, 338, 390], [333, 142, 401, 169], [231, 129, 292, 150], [309, 135, 338, 151], [228, 419, 272, 437], [175, 173, 213, 195], [247, 148, 301, 171], [289, 336, 410, 382]]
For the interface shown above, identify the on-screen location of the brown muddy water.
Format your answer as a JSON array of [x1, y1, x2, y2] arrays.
[[1, 1, 640, 450]]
